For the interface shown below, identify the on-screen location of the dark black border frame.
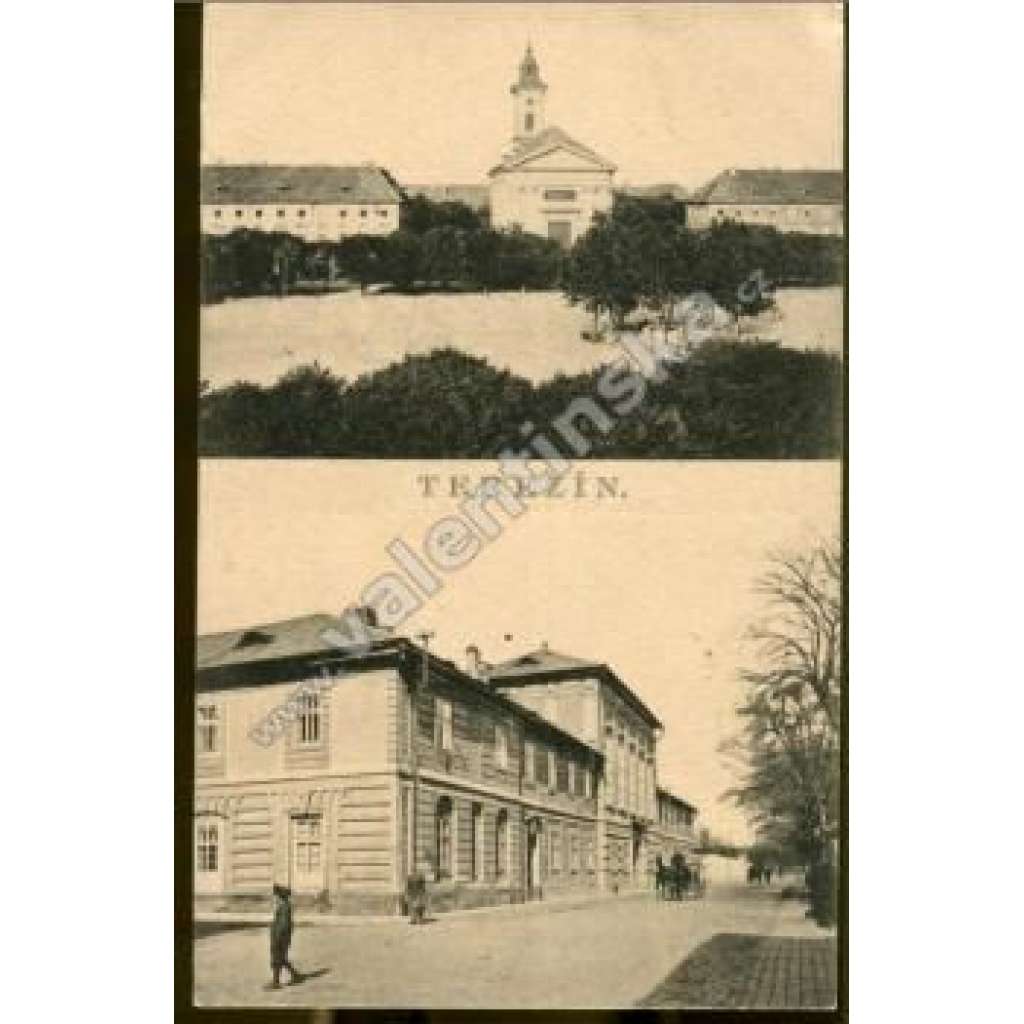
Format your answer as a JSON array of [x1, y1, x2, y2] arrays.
[[174, 2, 849, 1021]]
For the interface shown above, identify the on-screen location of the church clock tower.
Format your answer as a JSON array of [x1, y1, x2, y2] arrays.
[[511, 44, 547, 147]]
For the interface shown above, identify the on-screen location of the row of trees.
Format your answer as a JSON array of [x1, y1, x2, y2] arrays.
[[201, 196, 564, 301], [201, 193, 843, 308], [562, 195, 844, 334], [722, 539, 842, 925], [198, 343, 841, 458]]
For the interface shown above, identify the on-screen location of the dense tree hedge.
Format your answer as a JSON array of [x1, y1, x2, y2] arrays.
[[199, 343, 842, 458], [563, 196, 844, 331]]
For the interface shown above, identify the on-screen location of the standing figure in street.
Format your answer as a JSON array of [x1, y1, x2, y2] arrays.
[[406, 856, 432, 924], [266, 884, 304, 989]]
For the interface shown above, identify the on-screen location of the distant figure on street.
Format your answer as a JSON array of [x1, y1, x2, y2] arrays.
[[406, 857, 432, 924], [765, 866, 773, 886], [266, 884, 303, 989]]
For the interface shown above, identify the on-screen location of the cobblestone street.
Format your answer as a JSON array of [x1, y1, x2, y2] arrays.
[[193, 882, 836, 1008]]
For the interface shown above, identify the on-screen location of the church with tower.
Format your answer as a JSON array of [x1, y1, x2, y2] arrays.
[[488, 45, 617, 248]]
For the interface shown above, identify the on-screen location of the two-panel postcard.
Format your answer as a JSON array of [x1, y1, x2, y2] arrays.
[[183, 1, 845, 1013]]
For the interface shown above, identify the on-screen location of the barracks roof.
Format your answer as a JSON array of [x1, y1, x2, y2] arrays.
[[201, 164, 404, 206], [690, 168, 844, 206], [489, 126, 617, 176], [489, 647, 662, 730]]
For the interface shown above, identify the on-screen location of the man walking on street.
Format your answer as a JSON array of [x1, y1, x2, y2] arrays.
[[265, 884, 304, 989]]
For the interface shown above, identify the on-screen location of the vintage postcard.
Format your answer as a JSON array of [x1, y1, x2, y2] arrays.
[[189, 1, 845, 1012]]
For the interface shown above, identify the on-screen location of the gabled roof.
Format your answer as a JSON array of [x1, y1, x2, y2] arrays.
[[489, 647, 603, 678], [201, 164, 404, 206], [690, 168, 843, 206], [489, 646, 662, 730], [489, 126, 617, 176]]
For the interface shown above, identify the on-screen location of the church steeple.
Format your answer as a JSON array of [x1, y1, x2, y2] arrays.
[[510, 43, 547, 145]]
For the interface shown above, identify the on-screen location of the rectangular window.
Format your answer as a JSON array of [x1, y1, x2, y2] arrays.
[[495, 725, 509, 770], [556, 755, 569, 793], [582, 766, 591, 798], [548, 750, 557, 790], [197, 704, 219, 754], [277, 209, 285, 217], [495, 810, 509, 879], [436, 797, 453, 879], [196, 819, 219, 872], [298, 691, 321, 745], [213, 209, 222, 218], [360, 209, 368, 218], [543, 189, 577, 202], [568, 761, 576, 795], [524, 740, 535, 781], [435, 698, 453, 751], [535, 744, 549, 786], [551, 828, 563, 872], [377, 208, 389, 217], [339, 209, 347, 217], [293, 816, 322, 878], [298, 209, 307, 218], [570, 832, 581, 872], [254, 209, 263, 218]]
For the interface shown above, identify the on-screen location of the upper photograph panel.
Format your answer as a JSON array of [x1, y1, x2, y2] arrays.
[[199, 2, 844, 459]]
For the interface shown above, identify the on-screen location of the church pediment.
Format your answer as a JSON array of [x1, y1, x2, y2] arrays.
[[513, 146, 613, 173], [490, 124, 617, 177]]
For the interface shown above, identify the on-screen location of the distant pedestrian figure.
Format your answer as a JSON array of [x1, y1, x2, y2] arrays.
[[765, 867, 773, 886], [266, 884, 303, 989], [406, 858, 431, 924]]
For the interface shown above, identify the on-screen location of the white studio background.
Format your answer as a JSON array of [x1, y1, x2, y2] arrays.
[[0, 2, 1019, 1022]]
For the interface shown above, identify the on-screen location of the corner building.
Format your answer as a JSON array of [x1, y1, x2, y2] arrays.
[[194, 614, 697, 914]]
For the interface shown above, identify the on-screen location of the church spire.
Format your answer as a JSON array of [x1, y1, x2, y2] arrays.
[[510, 43, 547, 145], [513, 42, 546, 93]]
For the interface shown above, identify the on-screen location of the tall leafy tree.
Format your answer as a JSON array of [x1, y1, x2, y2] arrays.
[[721, 538, 841, 921]]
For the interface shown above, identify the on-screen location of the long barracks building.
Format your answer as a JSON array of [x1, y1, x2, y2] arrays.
[[194, 613, 698, 915]]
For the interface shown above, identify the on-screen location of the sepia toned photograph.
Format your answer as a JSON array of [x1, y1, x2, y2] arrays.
[[198, 1, 845, 459], [186, 0, 846, 1014], [192, 460, 841, 1009]]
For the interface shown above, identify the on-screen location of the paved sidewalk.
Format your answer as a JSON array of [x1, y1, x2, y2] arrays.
[[639, 933, 837, 1009], [195, 887, 649, 928]]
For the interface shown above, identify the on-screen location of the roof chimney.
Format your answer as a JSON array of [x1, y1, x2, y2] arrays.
[[465, 644, 482, 678]]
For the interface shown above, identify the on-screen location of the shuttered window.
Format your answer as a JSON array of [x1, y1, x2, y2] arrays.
[[197, 704, 219, 754], [196, 819, 219, 872]]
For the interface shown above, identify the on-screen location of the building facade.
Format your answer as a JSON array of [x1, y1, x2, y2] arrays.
[[488, 46, 616, 248], [686, 168, 844, 235], [194, 614, 697, 915], [200, 164, 403, 242]]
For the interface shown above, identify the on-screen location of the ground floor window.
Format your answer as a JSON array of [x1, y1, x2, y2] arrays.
[[436, 796, 453, 879], [291, 814, 323, 890], [196, 818, 219, 872], [495, 809, 509, 879], [472, 803, 483, 881]]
